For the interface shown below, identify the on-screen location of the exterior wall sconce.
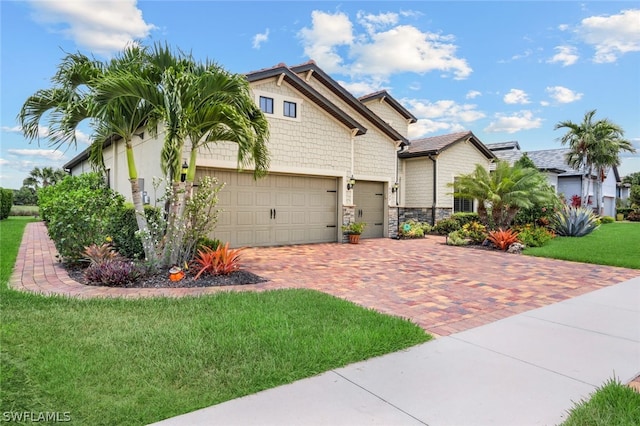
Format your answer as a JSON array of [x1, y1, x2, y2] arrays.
[[180, 160, 189, 183], [347, 175, 356, 190], [391, 182, 399, 193]]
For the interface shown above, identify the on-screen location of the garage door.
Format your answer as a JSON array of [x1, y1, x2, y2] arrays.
[[353, 181, 385, 239], [196, 169, 338, 247]]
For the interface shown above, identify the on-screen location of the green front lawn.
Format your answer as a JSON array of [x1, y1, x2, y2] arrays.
[[524, 222, 640, 269], [0, 217, 430, 425], [562, 378, 640, 426]]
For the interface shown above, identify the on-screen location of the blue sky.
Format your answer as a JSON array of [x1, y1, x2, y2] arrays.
[[1, 1, 639, 189]]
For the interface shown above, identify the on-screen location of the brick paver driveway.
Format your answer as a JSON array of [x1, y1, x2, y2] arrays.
[[11, 222, 639, 336]]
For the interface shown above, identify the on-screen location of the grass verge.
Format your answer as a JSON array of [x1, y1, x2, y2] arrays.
[[0, 218, 431, 425], [524, 222, 640, 269], [562, 377, 640, 425]]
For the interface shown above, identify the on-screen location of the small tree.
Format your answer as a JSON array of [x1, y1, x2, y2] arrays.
[[451, 161, 559, 229]]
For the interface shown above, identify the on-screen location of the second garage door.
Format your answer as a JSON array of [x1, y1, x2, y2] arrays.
[[353, 181, 385, 239], [196, 169, 338, 247]]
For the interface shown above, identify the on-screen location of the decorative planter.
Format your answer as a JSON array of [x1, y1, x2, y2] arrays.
[[616, 213, 624, 221], [169, 266, 185, 281], [348, 234, 361, 244]]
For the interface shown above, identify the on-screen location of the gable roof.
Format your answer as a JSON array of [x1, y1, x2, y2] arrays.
[[359, 90, 418, 124], [399, 130, 495, 160], [246, 63, 367, 136], [288, 61, 409, 145], [492, 149, 568, 174], [485, 141, 521, 151]]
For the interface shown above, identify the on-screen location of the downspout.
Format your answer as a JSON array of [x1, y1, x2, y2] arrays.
[[428, 154, 437, 226]]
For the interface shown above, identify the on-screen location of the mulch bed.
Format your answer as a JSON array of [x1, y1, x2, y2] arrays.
[[65, 264, 268, 289]]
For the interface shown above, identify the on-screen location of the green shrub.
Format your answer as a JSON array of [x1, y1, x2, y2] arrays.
[[616, 208, 633, 218], [599, 216, 615, 224], [446, 230, 468, 246], [459, 221, 487, 244], [109, 204, 163, 260], [196, 236, 222, 252], [515, 224, 555, 247], [551, 205, 599, 237], [0, 188, 14, 220], [38, 173, 125, 262], [451, 212, 479, 226], [399, 219, 430, 238], [628, 210, 640, 222], [434, 218, 460, 235]]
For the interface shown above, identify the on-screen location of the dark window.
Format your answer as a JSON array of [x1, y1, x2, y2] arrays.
[[453, 177, 473, 213], [454, 197, 474, 213], [260, 96, 274, 114], [283, 101, 297, 118]]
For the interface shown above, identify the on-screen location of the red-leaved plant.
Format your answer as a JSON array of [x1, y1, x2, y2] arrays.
[[487, 228, 520, 251], [192, 242, 244, 279]]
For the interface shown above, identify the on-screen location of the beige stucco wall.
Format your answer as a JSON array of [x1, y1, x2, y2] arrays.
[[297, 76, 400, 206], [361, 99, 410, 139], [403, 157, 433, 207], [197, 79, 352, 178], [437, 141, 491, 209]]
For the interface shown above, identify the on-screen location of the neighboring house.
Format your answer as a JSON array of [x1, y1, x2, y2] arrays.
[[486, 144, 621, 217], [397, 131, 497, 226]]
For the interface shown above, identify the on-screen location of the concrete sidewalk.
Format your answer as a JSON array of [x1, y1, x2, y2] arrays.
[[152, 277, 640, 426]]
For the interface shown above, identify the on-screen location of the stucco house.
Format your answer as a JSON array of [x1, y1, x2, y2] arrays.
[[65, 61, 497, 247], [486, 143, 621, 217]]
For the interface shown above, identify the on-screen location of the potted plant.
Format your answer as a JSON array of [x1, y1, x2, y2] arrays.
[[342, 222, 366, 244]]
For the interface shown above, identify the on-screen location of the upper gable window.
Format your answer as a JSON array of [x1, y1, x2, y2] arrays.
[[260, 96, 274, 114], [283, 101, 297, 118]]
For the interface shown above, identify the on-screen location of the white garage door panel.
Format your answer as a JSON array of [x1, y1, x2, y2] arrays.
[[196, 169, 338, 247]]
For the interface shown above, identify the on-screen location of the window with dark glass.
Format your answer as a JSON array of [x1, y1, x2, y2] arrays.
[[283, 101, 297, 118], [453, 177, 474, 213], [454, 197, 474, 213], [260, 96, 274, 114]]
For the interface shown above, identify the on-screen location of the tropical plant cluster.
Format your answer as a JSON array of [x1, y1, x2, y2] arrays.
[[398, 219, 431, 238], [38, 172, 232, 287], [19, 42, 269, 270]]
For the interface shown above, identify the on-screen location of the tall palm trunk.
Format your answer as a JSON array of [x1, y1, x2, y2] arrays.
[[125, 141, 158, 264]]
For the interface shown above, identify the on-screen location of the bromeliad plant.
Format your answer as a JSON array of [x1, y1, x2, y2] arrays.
[[192, 242, 244, 279], [551, 205, 599, 237], [487, 228, 520, 251]]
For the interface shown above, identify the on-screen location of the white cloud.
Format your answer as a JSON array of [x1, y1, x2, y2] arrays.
[[466, 90, 482, 99], [547, 45, 579, 66], [253, 29, 269, 49], [408, 119, 463, 138], [503, 89, 531, 105], [2, 125, 91, 144], [0, 159, 9, 166], [404, 98, 485, 138], [298, 11, 471, 80], [298, 11, 354, 73], [546, 86, 583, 103], [7, 149, 65, 161], [356, 11, 399, 35], [578, 9, 640, 63], [338, 80, 381, 97], [558, 24, 570, 31], [484, 110, 543, 133], [26, 0, 156, 56]]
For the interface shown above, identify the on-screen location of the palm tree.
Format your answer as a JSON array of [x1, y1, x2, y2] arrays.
[[451, 161, 558, 229], [95, 43, 270, 265], [555, 110, 635, 213], [23, 166, 66, 190], [19, 46, 160, 263]]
